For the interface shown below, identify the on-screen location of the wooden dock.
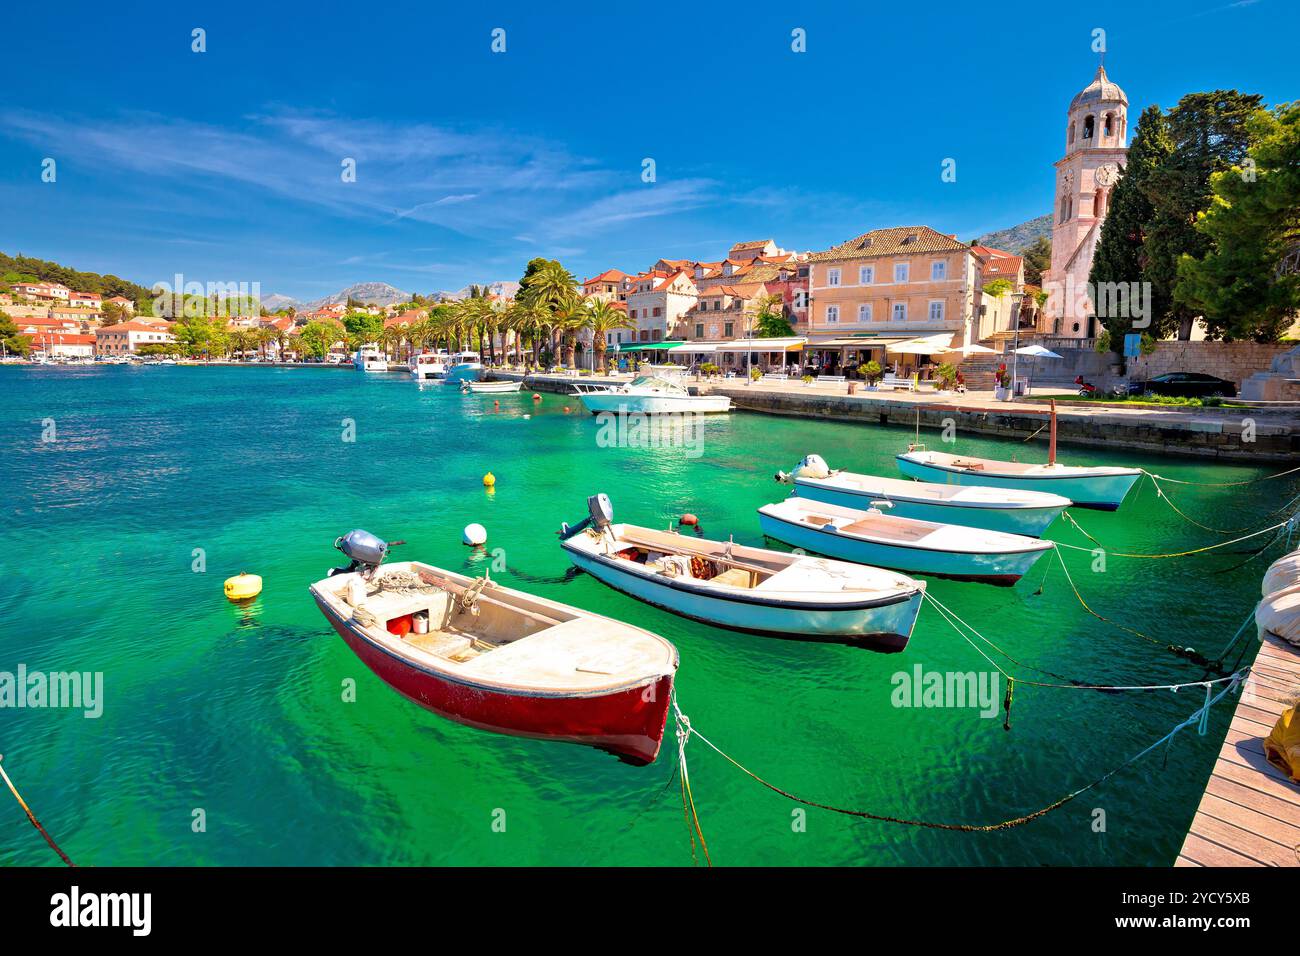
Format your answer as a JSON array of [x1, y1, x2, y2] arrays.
[[1176, 633, 1300, 866]]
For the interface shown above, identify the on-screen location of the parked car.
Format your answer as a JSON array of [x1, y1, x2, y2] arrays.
[[1140, 372, 1237, 399]]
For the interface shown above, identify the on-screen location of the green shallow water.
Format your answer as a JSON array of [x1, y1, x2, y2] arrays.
[[0, 365, 1289, 866]]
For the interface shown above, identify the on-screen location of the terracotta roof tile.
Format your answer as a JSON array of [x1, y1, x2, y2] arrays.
[[808, 226, 970, 262]]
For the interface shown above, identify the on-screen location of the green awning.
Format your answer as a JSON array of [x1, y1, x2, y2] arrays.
[[614, 340, 685, 353]]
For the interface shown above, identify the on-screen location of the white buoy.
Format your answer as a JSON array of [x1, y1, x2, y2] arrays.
[[463, 523, 487, 546]]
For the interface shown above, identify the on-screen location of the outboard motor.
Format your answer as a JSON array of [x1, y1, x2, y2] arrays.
[[559, 494, 614, 539], [775, 454, 831, 484], [329, 529, 389, 577]]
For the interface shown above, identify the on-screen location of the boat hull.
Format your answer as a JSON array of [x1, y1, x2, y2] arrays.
[[895, 455, 1140, 510], [757, 508, 1048, 585], [444, 363, 483, 384], [793, 480, 1065, 537], [467, 380, 523, 393], [314, 594, 674, 764], [562, 542, 921, 650], [576, 392, 731, 415]]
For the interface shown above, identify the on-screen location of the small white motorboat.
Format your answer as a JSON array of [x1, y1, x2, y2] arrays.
[[777, 455, 1070, 537], [571, 375, 730, 415], [409, 351, 449, 380], [354, 345, 388, 373], [895, 401, 1141, 511], [463, 379, 523, 394], [444, 351, 483, 384], [559, 495, 924, 650], [310, 530, 678, 764], [757, 496, 1053, 586]]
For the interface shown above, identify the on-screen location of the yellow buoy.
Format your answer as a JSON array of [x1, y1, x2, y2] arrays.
[[483, 472, 496, 487], [224, 572, 262, 602]]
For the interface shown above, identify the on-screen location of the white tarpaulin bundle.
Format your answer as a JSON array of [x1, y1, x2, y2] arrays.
[[1257, 547, 1300, 646]]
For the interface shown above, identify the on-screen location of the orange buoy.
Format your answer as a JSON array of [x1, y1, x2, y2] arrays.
[[563, 406, 571, 413], [532, 393, 541, 401], [679, 514, 698, 526]]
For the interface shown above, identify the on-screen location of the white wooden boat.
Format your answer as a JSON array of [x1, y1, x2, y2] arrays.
[[757, 496, 1053, 585], [571, 375, 730, 415], [896, 450, 1140, 511], [310, 530, 678, 764], [777, 455, 1070, 536], [464, 379, 523, 394], [895, 401, 1141, 510], [558, 495, 923, 649]]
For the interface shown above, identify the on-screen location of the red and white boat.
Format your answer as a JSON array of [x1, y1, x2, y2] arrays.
[[309, 530, 678, 764]]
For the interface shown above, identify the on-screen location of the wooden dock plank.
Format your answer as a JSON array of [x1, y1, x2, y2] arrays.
[[1179, 633, 1300, 866]]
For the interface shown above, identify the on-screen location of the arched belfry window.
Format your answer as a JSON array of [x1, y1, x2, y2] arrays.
[[1083, 115, 1095, 139], [1104, 113, 1114, 137], [1068, 123, 1075, 145]]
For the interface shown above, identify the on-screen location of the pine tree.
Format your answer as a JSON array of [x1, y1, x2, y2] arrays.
[[1145, 90, 1264, 339], [1177, 103, 1300, 342], [1090, 105, 1173, 349]]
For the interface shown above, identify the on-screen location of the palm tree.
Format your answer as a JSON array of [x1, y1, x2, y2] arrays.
[[586, 300, 636, 373]]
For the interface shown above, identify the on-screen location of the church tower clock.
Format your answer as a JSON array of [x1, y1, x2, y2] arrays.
[[1042, 64, 1128, 338]]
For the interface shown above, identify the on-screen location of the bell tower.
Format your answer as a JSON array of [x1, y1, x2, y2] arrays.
[[1043, 63, 1129, 337]]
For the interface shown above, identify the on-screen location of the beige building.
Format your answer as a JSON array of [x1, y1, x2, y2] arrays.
[[95, 320, 176, 356], [624, 270, 698, 342], [805, 226, 978, 368]]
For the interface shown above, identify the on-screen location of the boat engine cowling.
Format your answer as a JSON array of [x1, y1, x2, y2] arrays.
[[329, 529, 388, 576], [776, 454, 831, 483], [588, 493, 613, 530]]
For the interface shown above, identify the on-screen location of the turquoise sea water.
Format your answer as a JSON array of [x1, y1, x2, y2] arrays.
[[0, 365, 1289, 867]]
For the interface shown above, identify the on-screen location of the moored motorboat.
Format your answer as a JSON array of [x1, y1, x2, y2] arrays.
[[777, 454, 1070, 537], [354, 345, 388, 372], [571, 375, 730, 415], [559, 495, 924, 650], [309, 529, 678, 764], [409, 351, 449, 380], [895, 401, 1141, 510], [443, 351, 483, 384], [464, 379, 523, 394], [757, 496, 1053, 585]]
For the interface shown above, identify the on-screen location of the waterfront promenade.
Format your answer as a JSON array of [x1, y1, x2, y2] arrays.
[[492, 370, 1299, 462]]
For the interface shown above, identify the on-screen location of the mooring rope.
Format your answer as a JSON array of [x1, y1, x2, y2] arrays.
[[1142, 471, 1257, 535], [670, 674, 1241, 833], [1142, 465, 1300, 488], [0, 754, 75, 867], [673, 708, 711, 867], [921, 590, 1244, 693], [1057, 511, 1292, 560]]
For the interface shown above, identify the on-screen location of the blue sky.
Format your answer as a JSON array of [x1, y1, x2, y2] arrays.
[[1, 0, 1294, 303]]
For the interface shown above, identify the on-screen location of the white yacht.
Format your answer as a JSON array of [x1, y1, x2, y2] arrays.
[[409, 351, 450, 381], [443, 351, 483, 384], [353, 344, 388, 373], [571, 374, 730, 415]]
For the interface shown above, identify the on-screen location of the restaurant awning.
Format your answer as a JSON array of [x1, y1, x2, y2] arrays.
[[614, 340, 686, 353], [667, 342, 717, 354], [887, 332, 955, 355], [712, 337, 806, 352], [809, 337, 910, 349]]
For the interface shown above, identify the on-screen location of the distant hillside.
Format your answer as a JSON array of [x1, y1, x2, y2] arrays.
[[305, 282, 411, 310], [975, 215, 1052, 254], [0, 251, 153, 305], [430, 280, 520, 301], [260, 293, 301, 312]]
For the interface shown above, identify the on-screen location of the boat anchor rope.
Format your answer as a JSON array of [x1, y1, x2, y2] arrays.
[[669, 675, 1243, 836]]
